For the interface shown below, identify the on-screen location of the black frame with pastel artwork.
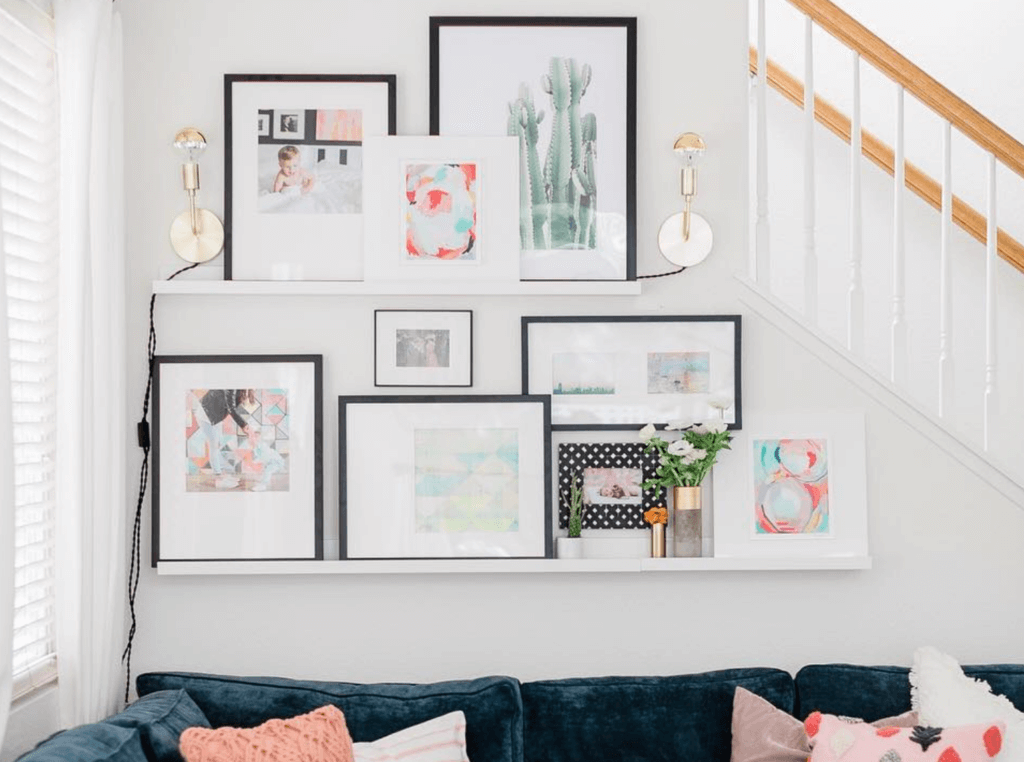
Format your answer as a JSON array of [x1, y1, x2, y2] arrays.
[[522, 315, 742, 431], [151, 354, 323, 565], [557, 442, 665, 530], [374, 309, 474, 388], [224, 74, 396, 281], [429, 16, 637, 282]]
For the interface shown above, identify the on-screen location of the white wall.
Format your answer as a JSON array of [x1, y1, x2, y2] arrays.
[[10, 0, 1024, 753]]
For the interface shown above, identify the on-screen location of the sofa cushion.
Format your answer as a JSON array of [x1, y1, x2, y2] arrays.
[[15, 723, 146, 762], [136, 672, 521, 762], [103, 689, 210, 762], [520, 667, 795, 762], [795, 665, 1024, 721]]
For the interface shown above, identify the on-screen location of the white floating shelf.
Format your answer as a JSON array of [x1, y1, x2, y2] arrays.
[[151, 279, 642, 297], [156, 556, 871, 576]]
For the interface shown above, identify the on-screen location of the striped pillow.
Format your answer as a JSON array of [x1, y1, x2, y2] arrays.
[[353, 712, 469, 762]]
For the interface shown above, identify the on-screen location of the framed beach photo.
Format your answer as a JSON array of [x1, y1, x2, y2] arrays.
[[152, 355, 323, 565], [557, 442, 665, 530], [430, 17, 637, 281], [225, 74, 396, 280], [339, 395, 552, 559], [362, 136, 520, 284], [712, 411, 868, 559], [522, 315, 742, 431], [375, 310, 473, 387]]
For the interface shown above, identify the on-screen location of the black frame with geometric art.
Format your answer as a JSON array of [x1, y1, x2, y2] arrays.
[[557, 442, 665, 530]]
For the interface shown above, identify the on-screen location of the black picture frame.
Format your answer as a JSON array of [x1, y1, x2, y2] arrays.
[[558, 442, 666, 530], [429, 16, 637, 282], [522, 315, 743, 431], [373, 309, 474, 388], [151, 354, 323, 566], [223, 74, 397, 280], [339, 394, 553, 560]]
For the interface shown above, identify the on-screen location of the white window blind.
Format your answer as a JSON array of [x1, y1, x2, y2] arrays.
[[0, 1, 59, 697]]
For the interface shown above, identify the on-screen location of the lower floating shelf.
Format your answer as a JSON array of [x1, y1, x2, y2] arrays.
[[155, 556, 872, 576]]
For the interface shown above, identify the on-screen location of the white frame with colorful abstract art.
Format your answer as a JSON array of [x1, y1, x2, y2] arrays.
[[362, 136, 521, 284], [152, 355, 323, 565], [339, 395, 552, 559], [711, 410, 868, 559]]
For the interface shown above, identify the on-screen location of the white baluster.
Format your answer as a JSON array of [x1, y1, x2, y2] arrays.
[[803, 17, 817, 325], [755, 0, 771, 288], [938, 121, 954, 419], [891, 86, 907, 386], [847, 52, 864, 355], [983, 153, 998, 451]]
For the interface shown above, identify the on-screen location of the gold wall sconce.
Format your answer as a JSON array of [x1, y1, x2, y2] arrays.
[[658, 132, 713, 267], [169, 128, 224, 263]]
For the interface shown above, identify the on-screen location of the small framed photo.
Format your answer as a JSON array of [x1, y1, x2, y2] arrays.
[[225, 74, 396, 281], [558, 442, 665, 530], [340, 395, 552, 559], [522, 315, 742, 431], [152, 355, 323, 565], [362, 136, 520, 284], [430, 16, 637, 281], [374, 310, 473, 387], [712, 410, 868, 559]]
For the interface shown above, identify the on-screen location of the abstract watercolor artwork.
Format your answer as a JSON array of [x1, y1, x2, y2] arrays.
[[752, 438, 830, 535], [414, 428, 519, 533], [185, 388, 290, 493], [404, 162, 478, 261], [551, 352, 615, 395], [647, 351, 710, 394]]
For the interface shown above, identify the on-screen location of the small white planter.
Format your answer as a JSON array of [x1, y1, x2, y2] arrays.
[[556, 537, 584, 559]]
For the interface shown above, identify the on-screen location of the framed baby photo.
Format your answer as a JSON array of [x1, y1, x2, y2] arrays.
[[374, 310, 473, 387], [430, 17, 637, 281], [522, 315, 742, 431], [224, 74, 396, 281], [340, 395, 552, 559], [362, 136, 520, 284], [151, 354, 323, 565], [557, 442, 665, 530]]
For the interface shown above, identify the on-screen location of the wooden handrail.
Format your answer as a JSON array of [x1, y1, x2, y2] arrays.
[[785, 0, 1024, 181], [749, 47, 1024, 276]]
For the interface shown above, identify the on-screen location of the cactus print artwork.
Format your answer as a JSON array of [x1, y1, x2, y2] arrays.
[[753, 438, 830, 535], [508, 57, 597, 251], [404, 162, 478, 261]]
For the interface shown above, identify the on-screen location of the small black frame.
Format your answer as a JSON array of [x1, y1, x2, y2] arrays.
[[558, 442, 666, 530], [373, 309, 474, 388], [223, 73, 397, 279], [429, 16, 637, 282], [521, 315, 743, 431], [152, 354, 323, 566], [338, 394, 553, 560]]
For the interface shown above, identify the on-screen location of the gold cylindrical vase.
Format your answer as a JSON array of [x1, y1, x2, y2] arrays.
[[673, 486, 702, 557], [651, 523, 666, 558]]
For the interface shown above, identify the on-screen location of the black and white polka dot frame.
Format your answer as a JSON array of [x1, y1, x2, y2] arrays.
[[557, 442, 666, 530]]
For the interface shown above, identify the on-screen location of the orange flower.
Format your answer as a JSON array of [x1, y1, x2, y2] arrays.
[[644, 506, 668, 525]]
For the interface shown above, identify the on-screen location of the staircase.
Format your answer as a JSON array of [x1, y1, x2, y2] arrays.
[[747, 0, 1024, 504]]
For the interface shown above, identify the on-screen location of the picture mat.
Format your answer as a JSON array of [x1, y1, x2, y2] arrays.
[[158, 361, 318, 560], [230, 80, 391, 280], [712, 410, 868, 559], [527, 321, 737, 427], [375, 310, 472, 386], [437, 24, 629, 280], [344, 401, 548, 558], [363, 136, 519, 283]]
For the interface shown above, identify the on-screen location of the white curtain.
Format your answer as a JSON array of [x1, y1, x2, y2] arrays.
[[53, 0, 127, 726], [0, 168, 16, 751]]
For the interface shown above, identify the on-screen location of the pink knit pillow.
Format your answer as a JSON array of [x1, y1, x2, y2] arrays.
[[806, 711, 1005, 762], [179, 704, 354, 762]]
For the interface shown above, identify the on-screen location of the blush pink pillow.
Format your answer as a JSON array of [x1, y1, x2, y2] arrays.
[[806, 711, 1005, 762], [179, 704, 354, 762]]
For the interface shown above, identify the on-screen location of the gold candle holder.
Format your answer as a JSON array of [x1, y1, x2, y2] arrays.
[[651, 523, 666, 558]]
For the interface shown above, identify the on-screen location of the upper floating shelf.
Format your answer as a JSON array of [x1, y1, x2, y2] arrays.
[[151, 280, 643, 297]]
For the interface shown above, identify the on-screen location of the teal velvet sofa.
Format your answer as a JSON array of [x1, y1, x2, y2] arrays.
[[16, 664, 1024, 762]]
